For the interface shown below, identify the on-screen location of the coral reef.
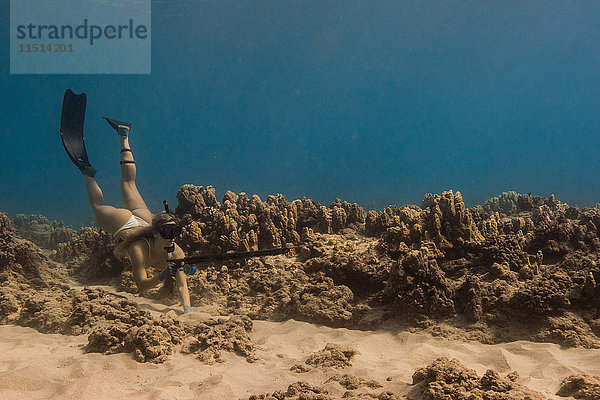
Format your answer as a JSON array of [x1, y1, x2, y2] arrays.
[[6, 184, 600, 396], [0, 213, 256, 364], [249, 381, 332, 400], [291, 343, 358, 372], [248, 379, 397, 400], [6, 187, 600, 358], [249, 357, 548, 399], [12, 213, 75, 250], [180, 314, 257, 363], [325, 374, 382, 390], [0, 213, 65, 289], [557, 374, 600, 399], [0, 212, 67, 326], [162, 249, 360, 327], [46, 187, 600, 350], [480, 191, 520, 215], [51, 226, 126, 283], [174, 185, 366, 254], [386, 248, 455, 319], [409, 357, 545, 400]]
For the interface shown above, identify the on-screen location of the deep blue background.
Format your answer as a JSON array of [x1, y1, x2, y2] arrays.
[[2, 1, 600, 227]]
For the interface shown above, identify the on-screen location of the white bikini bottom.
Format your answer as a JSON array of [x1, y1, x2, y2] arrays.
[[114, 214, 149, 238]]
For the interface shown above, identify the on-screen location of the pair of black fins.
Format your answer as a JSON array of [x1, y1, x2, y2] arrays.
[[60, 89, 131, 177]]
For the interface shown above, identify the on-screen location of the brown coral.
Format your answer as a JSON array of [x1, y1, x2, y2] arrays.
[[290, 343, 358, 372], [410, 357, 545, 400], [557, 374, 600, 399]]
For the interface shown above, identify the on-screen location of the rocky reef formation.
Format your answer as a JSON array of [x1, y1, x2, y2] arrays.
[[174, 185, 365, 253], [0, 212, 67, 325], [409, 357, 545, 400], [157, 187, 600, 349], [248, 381, 335, 400], [371, 190, 600, 348], [50, 226, 125, 283], [557, 374, 600, 399], [248, 341, 393, 400], [0, 213, 257, 364], [23, 186, 600, 350], [5, 185, 600, 395], [291, 343, 358, 372], [248, 356, 549, 399], [12, 213, 75, 249]]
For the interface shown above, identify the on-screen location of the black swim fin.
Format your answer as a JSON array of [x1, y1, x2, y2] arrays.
[[103, 117, 131, 136], [60, 89, 96, 177]]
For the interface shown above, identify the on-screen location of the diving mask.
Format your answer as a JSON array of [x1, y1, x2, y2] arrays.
[[158, 224, 182, 240]]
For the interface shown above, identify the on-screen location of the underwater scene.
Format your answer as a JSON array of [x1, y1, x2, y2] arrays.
[[2, 1, 600, 399]]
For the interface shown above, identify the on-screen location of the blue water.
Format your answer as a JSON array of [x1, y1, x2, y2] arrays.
[[2, 1, 600, 227]]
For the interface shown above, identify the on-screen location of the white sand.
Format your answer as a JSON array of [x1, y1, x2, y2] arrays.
[[2, 288, 600, 400]]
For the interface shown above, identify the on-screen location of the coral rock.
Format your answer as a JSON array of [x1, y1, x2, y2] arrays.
[[557, 374, 600, 399]]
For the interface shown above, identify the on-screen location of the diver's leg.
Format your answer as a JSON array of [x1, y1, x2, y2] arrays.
[[84, 175, 132, 233], [175, 269, 191, 312], [118, 131, 153, 223]]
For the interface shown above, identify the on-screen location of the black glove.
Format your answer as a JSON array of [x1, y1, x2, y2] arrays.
[[157, 263, 178, 281]]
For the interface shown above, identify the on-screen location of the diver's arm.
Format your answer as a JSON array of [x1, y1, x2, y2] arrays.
[[128, 241, 161, 292], [171, 243, 191, 310]]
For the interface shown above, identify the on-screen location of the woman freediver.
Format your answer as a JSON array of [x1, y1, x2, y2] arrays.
[[60, 89, 192, 314]]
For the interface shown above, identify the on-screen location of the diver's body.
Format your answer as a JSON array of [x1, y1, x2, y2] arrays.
[[83, 125, 192, 313], [61, 90, 191, 313]]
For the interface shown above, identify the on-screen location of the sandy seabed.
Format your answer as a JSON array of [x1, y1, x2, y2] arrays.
[[2, 287, 600, 400]]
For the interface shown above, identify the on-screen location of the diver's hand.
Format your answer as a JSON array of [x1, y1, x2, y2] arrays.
[[157, 263, 178, 281]]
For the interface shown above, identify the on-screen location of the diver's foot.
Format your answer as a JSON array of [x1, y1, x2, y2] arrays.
[[80, 165, 97, 178], [104, 117, 132, 137], [117, 125, 130, 137]]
